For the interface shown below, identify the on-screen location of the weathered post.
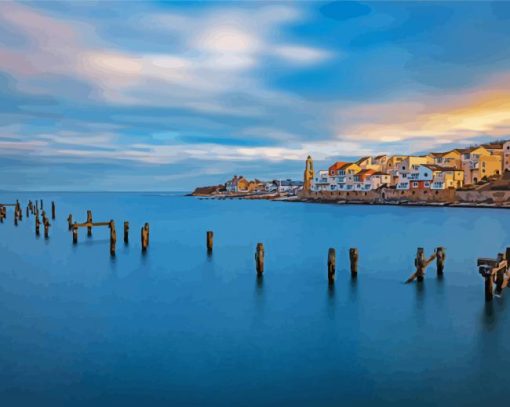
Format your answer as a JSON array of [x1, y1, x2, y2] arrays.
[[255, 243, 265, 274], [485, 274, 494, 302], [67, 214, 73, 230], [26, 206, 29, 218], [0, 207, 4, 223], [40, 200, 43, 210], [14, 211, 18, 226], [141, 223, 149, 252], [16, 200, 22, 221], [416, 248, 425, 282], [436, 247, 446, 276], [44, 218, 50, 239], [495, 253, 505, 295], [35, 215, 40, 236], [72, 223, 78, 244], [109, 220, 116, 256], [87, 210, 92, 236], [206, 231, 214, 253], [349, 248, 359, 278], [51, 201, 55, 219], [123, 221, 129, 244], [328, 248, 336, 284]]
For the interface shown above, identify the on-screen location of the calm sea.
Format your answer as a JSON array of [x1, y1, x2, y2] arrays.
[[1, 192, 509, 406]]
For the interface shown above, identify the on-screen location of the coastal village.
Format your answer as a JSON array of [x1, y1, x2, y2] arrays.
[[193, 140, 510, 206]]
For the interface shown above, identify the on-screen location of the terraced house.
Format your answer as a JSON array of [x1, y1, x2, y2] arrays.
[[309, 140, 506, 194]]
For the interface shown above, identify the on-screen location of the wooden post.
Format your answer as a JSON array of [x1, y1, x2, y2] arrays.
[[87, 210, 93, 236], [41, 200, 43, 210], [349, 248, 359, 278], [124, 221, 129, 244], [506, 247, 510, 268], [255, 243, 264, 274], [495, 253, 505, 294], [436, 247, 446, 276], [26, 206, 29, 218], [416, 248, 425, 282], [109, 220, 116, 256], [44, 219, 50, 239], [67, 214, 73, 230], [52, 201, 55, 219], [206, 231, 213, 253], [35, 215, 40, 236], [14, 211, 18, 226], [328, 248, 336, 284], [73, 223, 78, 244], [141, 222, 149, 252], [485, 275, 494, 302], [16, 200, 22, 221]]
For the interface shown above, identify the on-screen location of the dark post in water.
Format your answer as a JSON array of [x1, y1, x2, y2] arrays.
[[35, 214, 40, 236], [206, 231, 214, 253], [255, 243, 264, 274], [141, 222, 149, 252], [52, 201, 56, 220], [436, 247, 446, 276], [349, 248, 359, 278], [328, 248, 336, 284], [87, 210, 93, 236], [73, 223, 78, 244], [109, 220, 116, 256], [124, 221, 129, 244], [44, 218, 50, 239], [67, 214, 73, 230]]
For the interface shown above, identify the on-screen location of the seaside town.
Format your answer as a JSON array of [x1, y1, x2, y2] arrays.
[[193, 140, 510, 207]]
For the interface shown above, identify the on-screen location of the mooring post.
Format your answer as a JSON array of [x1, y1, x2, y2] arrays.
[[87, 210, 93, 236], [124, 221, 129, 244], [415, 248, 425, 282], [206, 231, 214, 253], [349, 248, 359, 278], [436, 247, 446, 276], [255, 243, 265, 274], [109, 220, 116, 256], [44, 218, 50, 239], [495, 253, 505, 294], [67, 214, 73, 230], [52, 201, 55, 220], [14, 211, 18, 226], [35, 215, 40, 236], [26, 205, 29, 218], [41, 200, 43, 210], [16, 200, 22, 221], [72, 223, 78, 244], [328, 248, 336, 284], [141, 223, 149, 252], [485, 275, 494, 302]]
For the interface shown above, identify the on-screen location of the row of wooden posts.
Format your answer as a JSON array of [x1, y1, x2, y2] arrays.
[[1, 200, 509, 302], [0, 200, 150, 256]]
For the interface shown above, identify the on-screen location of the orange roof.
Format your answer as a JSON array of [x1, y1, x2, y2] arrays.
[[356, 169, 376, 181], [328, 161, 347, 174]]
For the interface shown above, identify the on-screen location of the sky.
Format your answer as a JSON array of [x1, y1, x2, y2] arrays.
[[1, 0, 510, 191]]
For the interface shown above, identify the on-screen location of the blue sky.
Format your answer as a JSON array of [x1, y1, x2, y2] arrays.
[[1, 1, 510, 191]]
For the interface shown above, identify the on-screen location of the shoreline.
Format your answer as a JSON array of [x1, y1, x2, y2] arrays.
[[191, 192, 510, 209]]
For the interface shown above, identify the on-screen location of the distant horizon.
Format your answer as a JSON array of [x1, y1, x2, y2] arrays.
[[1, 1, 509, 190]]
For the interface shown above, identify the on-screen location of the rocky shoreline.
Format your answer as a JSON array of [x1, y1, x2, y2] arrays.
[[191, 191, 510, 209]]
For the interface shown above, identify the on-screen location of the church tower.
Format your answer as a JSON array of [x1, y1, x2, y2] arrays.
[[303, 155, 314, 192]]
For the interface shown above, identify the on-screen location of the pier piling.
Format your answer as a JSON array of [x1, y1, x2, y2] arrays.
[[35, 215, 40, 236], [110, 220, 116, 256], [436, 247, 446, 276], [44, 218, 50, 239], [67, 214, 73, 230], [141, 223, 149, 252], [124, 221, 129, 244], [328, 248, 336, 284], [87, 210, 93, 236], [72, 223, 78, 244], [255, 243, 265, 274], [349, 248, 359, 278], [52, 201, 55, 219], [207, 231, 214, 253]]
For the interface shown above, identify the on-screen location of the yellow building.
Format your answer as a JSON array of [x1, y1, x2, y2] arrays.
[[460, 146, 502, 184], [430, 149, 462, 170]]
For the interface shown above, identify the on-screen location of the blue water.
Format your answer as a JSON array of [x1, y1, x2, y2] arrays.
[[1, 192, 509, 406]]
